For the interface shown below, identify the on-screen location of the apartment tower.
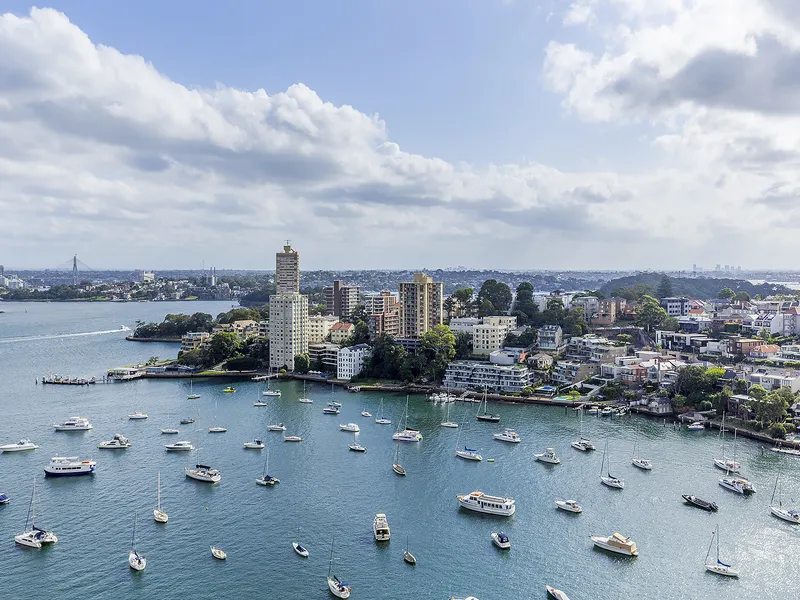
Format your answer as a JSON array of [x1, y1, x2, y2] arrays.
[[269, 243, 309, 369], [275, 243, 300, 293], [399, 273, 443, 338]]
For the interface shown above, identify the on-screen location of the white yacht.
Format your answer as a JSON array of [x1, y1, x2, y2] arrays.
[[555, 499, 582, 513], [600, 441, 625, 489], [600, 407, 613, 417], [571, 410, 595, 451], [298, 381, 313, 403], [687, 421, 705, 431], [160, 428, 179, 434], [208, 426, 227, 433], [165, 440, 194, 452], [375, 399, 392, 424], [128, 411, 148, 420], [256, 447, 280, 486], [243, 439, 264, 449], [491, 531, 511, 549], [704, 526, 737, 577], [267, 423, 286, 431], [128, 515, 146, 571], [153, 472, 168, 523], [15, 479, 57, 548], [393, 397, 422, 441], [327, 540, 351, 598], [323, 404, 340, 415], [455, 446, 483, 461], [546, 586, 572, 600], [361, 408, 372, 417], [185, 464, 221, 483], [0, 439, 39, 452], [590, 532, 638, 556], [631, 426, 652, 470], [457, 490, 515, 516], [770, 474, 800, 523], [283, 434, 303, 442], [44, 456, 96, 477], [253, 400, 268, 406], [330, 400, 342, 408], [263, 389, 281, 397], [373, 513, 390, 541], [339, 423, 360, 433], [187, 379, 200, 400], [719, 477, 755, 495], [493, 429, 521, 443], [98, 433, 131, 449], [53, 417, 92, 431], [536, 448, 561, 464]]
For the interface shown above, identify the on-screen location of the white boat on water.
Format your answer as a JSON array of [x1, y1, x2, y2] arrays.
[[769, 474, 800, 523], [298, 381, 313, 403], [208, 427, 227, 433], [456, 446, 483, 461], [348, 431, 366, 452], [600, 441, 625, 489], [770, 446, 800, 457], [128, 515, 146, 571], [536, 448, 561, 464], [323, 401, 340, 414], [161, 428, 179, 435], [53, 417, 92, 431], [375, 398, 392, 424], [403, 535, 416, 565], [719, 476, 755, 495], [267, 423, 286, 431], [253, 401, 268, 406], [327, 540, 351, 598], [15, 479, 57, 548], [555, 499, 582, 513], [440, 403, 458, 428], [340, 423, 360, 432], [211, 546, 227, 560], [187, 379, 200, 400], [98, 433, 131, 449], [571, 409, 595, 452], [493, 428, 521, 443], [263, 375, 281, 397], [546, 585, 571, 600], [243, 439, 264, 449], [491, 531, 511, 549], [165, 440, 194, 452], [631, 426, 652, 470], [713, 414, 741, 473], [293, 541, 309, 557], [0, 439, 38, 452], [392, 445, 406, 475], [255, 447, 280, 486], [128, 411, 148, 420], [44, 456, 96, 477], [457, 490, 515, 516], [392, 396, 423, 442], [591, 532, 638, 556], [600, 407, 613, 417], [373, 513, 390, 541], [283, 434, 303, 442], [687, 421, 705, 431], [153, 472, 168, 523], [185, 464, 221, 483], [704, 525, 738, 577]]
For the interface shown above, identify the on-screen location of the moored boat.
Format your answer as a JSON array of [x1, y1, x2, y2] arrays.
[[682, 495, 718, 511], [243, 439, 264, 449], [493, 428, 521, 443], [457, 490, 515, 516], [165, 440, 194, 452], [339, 423, 360, 432], [185, 464, 221, 483], [53, 417, 92, 431], [161, 428, 180, 434], [491, 531, 510, 549], [704, 525, 738, 577], [267, 423, 286, 431], [555, 499, 582, 513], [591, 532, 638, 556], [719, 477, 755, 495], [98, 433, 131, 449], [535, 448, 561, 464], [0, 439, 38, 453], [546, 585, 571, 600], [211, 546, 227, 559], [128, 411, 148, 420], [373, 513, 390, 541], [44, 456, 96, 477]]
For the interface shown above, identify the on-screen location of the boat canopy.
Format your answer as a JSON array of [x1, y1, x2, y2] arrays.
[[196, 464, 211, 469]]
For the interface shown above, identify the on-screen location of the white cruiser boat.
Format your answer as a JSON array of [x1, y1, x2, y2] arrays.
[[0, 439, 38, 452], [98, 433, 131, 449], [263, 390, 281, 397], [600, 407, 613, 417], [719, 477, 755, 495], [243, 439, 264, 449], [339, 423, 360, 432], [165, 440, 194, 451], [128, 411, 148, 420], [53, 417, 92, 431], [555, 499, 582, 513], [323, 404, 340, 414], [44, 456, 96, 477], [493, 429, 521, 443], [361, 410, 372, 417], [208, 426, 227, 433], [456, 446, 483, 461], [687, 421, 705, 431], [393, 428, 423, 442], [267, 423, 286, 431], [491, 531, 510, 549], [330, 400, 342, 407], [457, 490, 515, 516], [704, 526, 738, 577], [373, 513, 390, 541], [591, 532, 638, 556], [185, 464, 221, 483], [536, 448, 561, 464], [161, 428, 179, 434]]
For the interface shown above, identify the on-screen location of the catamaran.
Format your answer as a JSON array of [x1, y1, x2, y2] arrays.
[[128, 514, 146, 571], [14, 478, 57, 548], [600, 441, 624, 489], [704, 525, 738, 577], [392, 396, 423, 441], [375, 398, 392, 424], [571, 408, 595, 451], [713, 414, 741, 472], [153, 472, 168, 523], [769, 473, 800, 523]]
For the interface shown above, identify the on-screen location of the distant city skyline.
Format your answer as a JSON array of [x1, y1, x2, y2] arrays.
[[3, 3, 800, 269]]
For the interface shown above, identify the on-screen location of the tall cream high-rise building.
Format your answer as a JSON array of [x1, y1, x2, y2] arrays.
[[399, 272, 443, 338], [275, 243, 300, 293]]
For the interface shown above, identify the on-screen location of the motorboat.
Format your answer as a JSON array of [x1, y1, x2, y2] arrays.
[[361, 410, 372, 417], [153, 472, 168, 523], [0, 439, 39, 452], [267, 423, 286, 431], [704, 526, 738, 577], [339, 423, 360, 432], [555, 499, 582, 513], [165, 440, 194, 452], [283, 435, 303, 442], [211, 546, 227, 560], [535, 448, 561, 464], [330, 400, 342, 408], [323, 405, 340, 415], [682, 495, 718, 512], [600, 407, 613, 417], [223, 387, 236, 393], [586, 406, 599, 415], [493, 429, 521, 443], [293, 541, 309, 557], [392, 446, 406, 475], [179, 417, 195, 425], [327, 540, 351, 598], [243, 439, 264, 449], [687, 421, 705, 431], [129, 515, 146, 571], [0, 492, 8, 504], [546, 586, 571, 600], [455, 446, 483, 461], [373, 513, 390, 541], [600, 441, 625, 489], [185, 464, 221, 483], [456, 490, 516, 516], [770, 474, 800, 523], [44, 456, 96, 477], [208, 426, 227, 433], [263, 390, 281, 397], [128, 411, 148, 420], [256, 447, 280, 486], [491, 531, 511, 549], [161, 428, 180, 434], [591, 532, 638, 556], [53, 417, 93, 431], [375, 399, 391, 424], [98, 434, 131, 449], [719, 477, 755, 495]]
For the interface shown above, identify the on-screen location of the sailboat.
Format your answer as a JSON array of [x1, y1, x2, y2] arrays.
[[600, 441, 625, 488], [440, 402, 458, 428], [14, 478, 57, 548], [361, 402, 372, 418], [153, 472, 168, 523], [475, 390, 500, 423], [128, 514, 146, 571], [348, 431, 366, 452], [208, 401, 227, 433], [187, 379, 200, 400], [571, 407, 596, 451], [293, 529, 309, 557], [392, 444, 406, 476], [256, 446, 280, 486], [298, 380, 313, 403], [631, 425, 652, 470], [713, 413, 741, 472], [403, 534, 417, 565], [704, 525, 738, 577], [375, 398, 392, 424], [263, 370, 281, 397], [327, 539, 351, 598], [769, 473, 800, 523], [454, 426, 482, 461], [392, 396, 423, 441]]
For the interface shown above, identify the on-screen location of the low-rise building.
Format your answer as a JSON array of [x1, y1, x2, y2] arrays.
[[308, 343, 340, 371], [749, 344, 780, 360], [537, 325, 563, 351], [776, 344, 800, 363], [330, 322, 355, 344], [565, 334, 627, 363], [746, 369, 800, 393], [551, 361, 599, 385], [443, 360, 533, 393], [181, 331, 210, 352], [257, 321, 269, 337], [448, 317, 481, 334], [473, 316, 517, 356], [660, 297, 690, 317], [527, 352, 553, 371], [592, 299, 617, 326], [309, 315, 339, 344], [337, 344, 371, 380]]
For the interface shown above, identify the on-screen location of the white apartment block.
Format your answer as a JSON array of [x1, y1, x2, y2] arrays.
[[448, 317, 481, 334], [473, 316, 517, 356], [746, 369, 800, 393], [269, 292, 309, 370], [309, 315, 339, 344], [308, 343, 340, 370], [180, 332, 210, 352], [443, 360, 533, 393], [337, 344, 371, 380], [660, 297, 690, 317]]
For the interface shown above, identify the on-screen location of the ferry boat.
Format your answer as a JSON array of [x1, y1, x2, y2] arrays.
[[184, 464, 221, 483], [456, 490, 516, 516], [0, 439, 39, 452], [44, 456, 96, 477], [165, 441, 194, 452], [373, 513, 390, 541], [53, 417, 93, 431], [493, 429, 521, 443], [98, 434, 131, 449], [590, 532, 638, 556]]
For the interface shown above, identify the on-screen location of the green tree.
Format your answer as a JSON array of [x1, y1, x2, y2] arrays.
[[207, 332, 241, 366], [717, 287, 735, 300], [656, 275, 673, 299], [541, 298, 566, 326], [146, 356, 159, 366], [294, 353, 311, 374], [454, 331, 473, 359], [636, 295, 670, 332], [477, 299, 495, 318], [749, 384, 768, 401], [514, 282, 539, 326], [363, 335, 408, 380], [177, 349, 203, 366], [734, 291, 750, 303], [420, 324, 456, 381], [477, 280, 512, 313], [733, 378, 748, 394], [563, 307, 589, 336]]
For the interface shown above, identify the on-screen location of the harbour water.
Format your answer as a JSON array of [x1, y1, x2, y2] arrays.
[[0, 301, 798, 599]]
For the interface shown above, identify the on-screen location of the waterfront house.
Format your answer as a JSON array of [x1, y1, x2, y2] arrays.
[[749, 344, 780, 360]]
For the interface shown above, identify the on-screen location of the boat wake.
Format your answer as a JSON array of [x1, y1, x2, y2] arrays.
[[0, 326, 131, 344]]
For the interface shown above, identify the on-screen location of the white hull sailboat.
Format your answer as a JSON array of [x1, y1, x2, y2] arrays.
[[600, 441, 625, 489], [713, 414, 741, 473], [392, 396, 423, 442], [375, 398, 392, 424], [571, 408, 595, 451], [187, 379, 200, 400], [440, 402, 458, 428], [769, 474, 800, 523], [454, 427, 481, 461], [704, 525, 738, 577], [298, 381, 312, 403], [153, 472, 168, 523], [263, 372, 281, 397], [128, 515, 146, 571], [631, 426, 652, 470], [256, 447, 280, 486], [327, 539, 351, 598], [392, 444, 406, 475]]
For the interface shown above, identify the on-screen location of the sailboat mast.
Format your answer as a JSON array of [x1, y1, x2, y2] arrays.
[[704, 529, 715, 564], [157, 472, 161, 510], [131, 514, 136, 551], [328, 539, 334, 578]]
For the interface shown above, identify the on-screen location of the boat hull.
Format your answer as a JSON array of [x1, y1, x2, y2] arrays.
[[44, 467, 95, 477], [392, 463, 406, 476], [705, 564, 738, 577], [440, 422, 459, 428], [601, 476, 625, 489], [770, 506, 800, 523], [591, 538, 637, 556], [546, 586, 571, 600], [327, 578, 351, 598], [555, 500, 582, 513]]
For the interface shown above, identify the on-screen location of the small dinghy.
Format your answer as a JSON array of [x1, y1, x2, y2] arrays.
[[682, 495, 718, 512], [211, 546, 227, 560]]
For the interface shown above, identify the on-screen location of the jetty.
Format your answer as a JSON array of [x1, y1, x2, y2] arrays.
[[41, 376, 96, 385]]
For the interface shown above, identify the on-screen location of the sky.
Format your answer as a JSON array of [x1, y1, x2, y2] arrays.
[[1, 1, 799, 271]]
